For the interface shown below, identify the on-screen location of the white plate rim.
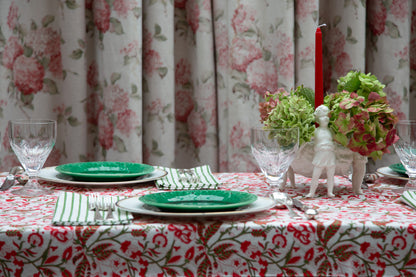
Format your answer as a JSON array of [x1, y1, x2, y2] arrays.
[[377, 166, 409, 181], [116, 196, 275, 217], [39, 166, 167, 186]]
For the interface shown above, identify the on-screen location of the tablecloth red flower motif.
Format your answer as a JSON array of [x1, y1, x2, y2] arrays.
[[0, 173, 415, 276]]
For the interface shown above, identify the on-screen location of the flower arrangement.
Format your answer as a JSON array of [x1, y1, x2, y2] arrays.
[[259, 86, 315, 145], [326, 71, 398, 160], [259, 70, 398, 160]]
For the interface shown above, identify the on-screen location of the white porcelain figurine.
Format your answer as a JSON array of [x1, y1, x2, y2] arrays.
[[306, 105, 336, 197], [281, 104, 367, 197]]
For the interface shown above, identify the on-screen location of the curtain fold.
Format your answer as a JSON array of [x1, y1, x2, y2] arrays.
[[142, 0, 175, 167], [0, 0, 415, 173]]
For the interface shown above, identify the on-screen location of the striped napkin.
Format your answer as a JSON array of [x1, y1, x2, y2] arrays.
[[52, 192, 133, 226], [155, 165, 220, 190], [401, 190, 416, 210]]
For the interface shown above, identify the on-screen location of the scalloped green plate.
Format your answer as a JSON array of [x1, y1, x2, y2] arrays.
[[389, 163, 408, 176], [139, 190, 258, 212], [55, 162, 154, 181]]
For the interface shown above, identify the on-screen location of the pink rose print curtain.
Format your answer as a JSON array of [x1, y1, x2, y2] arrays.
[[0, 0, 415, 173]]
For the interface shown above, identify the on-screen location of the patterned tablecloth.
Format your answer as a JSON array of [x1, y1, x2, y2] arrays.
[[0, 172, 415, 276]]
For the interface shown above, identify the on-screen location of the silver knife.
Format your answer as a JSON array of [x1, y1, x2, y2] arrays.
[[0, 174, 16, 191], [292, 198, 319, 220], [0, 166, 24, 191]]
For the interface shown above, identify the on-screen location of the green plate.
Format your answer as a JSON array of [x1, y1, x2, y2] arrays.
[[139, 190, 258, 212], [55, 162, 154, 181], [389, 163, 408, 176]]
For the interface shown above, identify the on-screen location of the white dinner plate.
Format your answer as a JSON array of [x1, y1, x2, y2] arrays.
[[38, 166, 167, 186], [376, 166, 409, 181], [116, 196, 275, 218]]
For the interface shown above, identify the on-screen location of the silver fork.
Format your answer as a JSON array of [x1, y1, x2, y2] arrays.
[[89, 194, 103, 221], [271, 192, 302, 219], [104, 197, 115, 220], [184, 169, 200, 182], [178, 169, 190, 182], [284, 196, 303, 219]]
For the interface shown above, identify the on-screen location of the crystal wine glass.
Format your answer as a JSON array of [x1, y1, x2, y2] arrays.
[[393, 120, 416, 191], [8, 119, 57, 197], [251, 127, 299, 196]]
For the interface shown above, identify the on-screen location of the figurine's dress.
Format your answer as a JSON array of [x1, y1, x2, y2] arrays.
[[312, 128, 336, 168]]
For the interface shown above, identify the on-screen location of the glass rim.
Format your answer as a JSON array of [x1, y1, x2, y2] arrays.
[[8, 119, 56, 124], [396, 120, 416, 125], [251, 127, 299, 130]]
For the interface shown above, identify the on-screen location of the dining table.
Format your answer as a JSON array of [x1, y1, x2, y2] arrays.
[[1, 167, 416, 277]]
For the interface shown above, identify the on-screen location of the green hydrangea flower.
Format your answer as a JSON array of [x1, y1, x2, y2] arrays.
[[326, 70, 398, 160], [261, 86, 315, 145], [337, 70, 386, 99]]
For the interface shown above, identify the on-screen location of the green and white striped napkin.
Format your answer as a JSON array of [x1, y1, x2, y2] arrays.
[[52, 192, 133, 226], [155, 165, 220, 190], [401, 190, 416, 210]]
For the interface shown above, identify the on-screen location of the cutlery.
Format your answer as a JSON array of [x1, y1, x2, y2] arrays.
[[178, 169, 200, 183], [104, 197, 115, 220], [0, 166, 24, 191], [271, 192, 302, 219], [292, 198, 318, 220], [178, 169, 189, 182], [16, 173, 29, 185], [89, 194, 103, 221], [184, 169, 200, 182]]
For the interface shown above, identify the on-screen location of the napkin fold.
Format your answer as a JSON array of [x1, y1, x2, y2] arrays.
[[401, 190, 416, 210], [52, 192, 133, 226], [155, 165, 220, 190]]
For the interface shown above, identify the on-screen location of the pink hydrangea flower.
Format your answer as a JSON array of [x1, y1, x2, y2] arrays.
[[335, 52, 352, 76], [2, 36, 23, 70], [326, 28, 346, 57], [296, 0, 316, 21], [49, 52, 63, 78], [98, 111, 114, 150], [117, 109, 139, 137], [146, 98, 163, 115], [175, 59, 191, 86], [143, 50, 163, 76], [27, 28, 61, 59], [214, 21, 229, 69], [13, 56, 45, 95], [231, 4, 256, 34], [390, 0, 408, 22], [143, 27, 153, 52], [86, 91, 103, 125], [230, 37, 262, 72], [230, 122, 246, 148], [94, 0, 111, 33], [175, 90, 194, 122], [368, 0, 387, 36], [279, 54, 294, 80], [186, 0, 200, 33], [7, 2, 18, 30], [113, 0, 134, 18], [187, 111, 207, 147], [246, 59, 278, 96], [87, 61, 98, 88]]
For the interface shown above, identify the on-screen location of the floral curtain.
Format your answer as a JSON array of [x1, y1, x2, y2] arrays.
[[0, 0, 415, 173]]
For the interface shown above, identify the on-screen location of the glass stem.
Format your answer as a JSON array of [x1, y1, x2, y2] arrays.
[[267, 180, 281, 197], [406, 174, 416, 191], [25, 172, 39, 188]]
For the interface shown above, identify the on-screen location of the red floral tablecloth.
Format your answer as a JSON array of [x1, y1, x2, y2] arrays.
[[0, 172, 415, 277]]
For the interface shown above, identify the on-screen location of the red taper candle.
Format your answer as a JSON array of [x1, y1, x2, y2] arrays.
[[315, 26, 324, 109]]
